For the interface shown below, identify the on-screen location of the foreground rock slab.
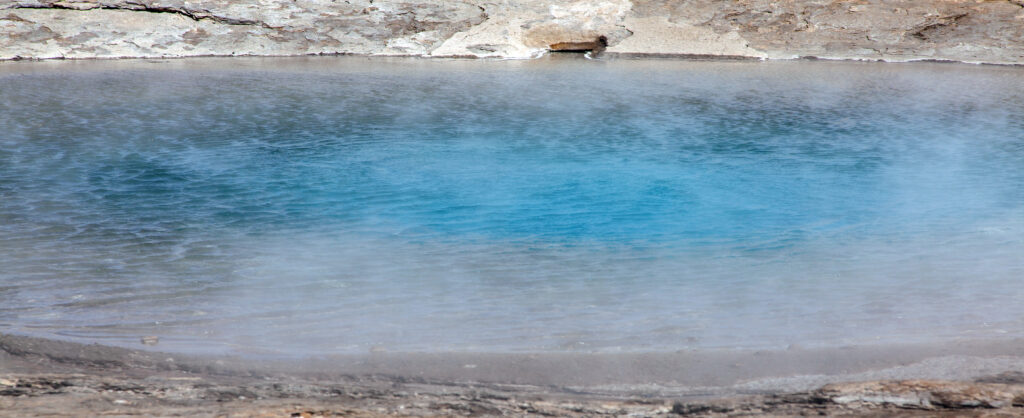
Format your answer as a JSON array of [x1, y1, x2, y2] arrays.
[[5, 333, 1024, 416], [7, 372, 1024, 416], [2, 0, 1024, 64]]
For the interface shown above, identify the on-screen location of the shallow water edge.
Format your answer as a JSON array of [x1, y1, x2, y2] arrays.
[[6, 332, 1024, 393], [5, 51, 1024, 68]]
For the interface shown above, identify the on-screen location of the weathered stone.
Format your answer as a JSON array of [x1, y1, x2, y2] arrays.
[[1, 0, 1023, 63], [821, 380, 1024, 409], [0, 0, 488, 59], [604, 16, 768, 58]]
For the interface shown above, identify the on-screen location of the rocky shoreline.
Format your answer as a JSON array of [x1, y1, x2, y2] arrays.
[[2, 0, 1024, 64], [5, 333, 1024, 416], [7, 372, 1024, 417]]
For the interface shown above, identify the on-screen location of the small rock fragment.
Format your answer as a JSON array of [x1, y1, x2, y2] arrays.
[[140, 336, 159, 346]]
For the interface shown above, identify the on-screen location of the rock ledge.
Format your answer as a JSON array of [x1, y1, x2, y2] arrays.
[[2, 0, 1024, 64]]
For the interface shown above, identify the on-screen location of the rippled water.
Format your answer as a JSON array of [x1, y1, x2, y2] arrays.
[[1, 56, 1023, 355]]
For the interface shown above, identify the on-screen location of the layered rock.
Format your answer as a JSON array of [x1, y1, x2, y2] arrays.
[[1, 0, 1023, 63]]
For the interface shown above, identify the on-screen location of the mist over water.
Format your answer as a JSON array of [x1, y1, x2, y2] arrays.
[[1, 57, 1023, 355]]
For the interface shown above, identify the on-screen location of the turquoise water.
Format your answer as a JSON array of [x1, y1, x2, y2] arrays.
[[1, 57, 1023, 355]]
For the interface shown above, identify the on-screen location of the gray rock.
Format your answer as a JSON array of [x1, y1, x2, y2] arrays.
[[1, 0, 1023, 63]]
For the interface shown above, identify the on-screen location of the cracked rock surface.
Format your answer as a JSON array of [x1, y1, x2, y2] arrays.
[[0, 0, 488, 58], [2, 0, 1024, 63]]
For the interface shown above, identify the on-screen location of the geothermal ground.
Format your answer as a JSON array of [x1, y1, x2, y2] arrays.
[[5, 334, 1024, 416]]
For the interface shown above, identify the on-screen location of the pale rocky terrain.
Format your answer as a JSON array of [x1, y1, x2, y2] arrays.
[[5, 334, 1024, 416], [1, 0, 1023, 63]]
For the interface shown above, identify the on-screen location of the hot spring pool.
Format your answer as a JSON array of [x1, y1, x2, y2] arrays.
[[1, 56, 1022, 355]]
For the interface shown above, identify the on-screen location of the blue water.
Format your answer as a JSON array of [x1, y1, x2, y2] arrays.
[[1, 56, 1023, 355]]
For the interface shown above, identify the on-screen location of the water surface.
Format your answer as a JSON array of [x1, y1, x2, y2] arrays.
[[1, 56, 1023, 355]]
